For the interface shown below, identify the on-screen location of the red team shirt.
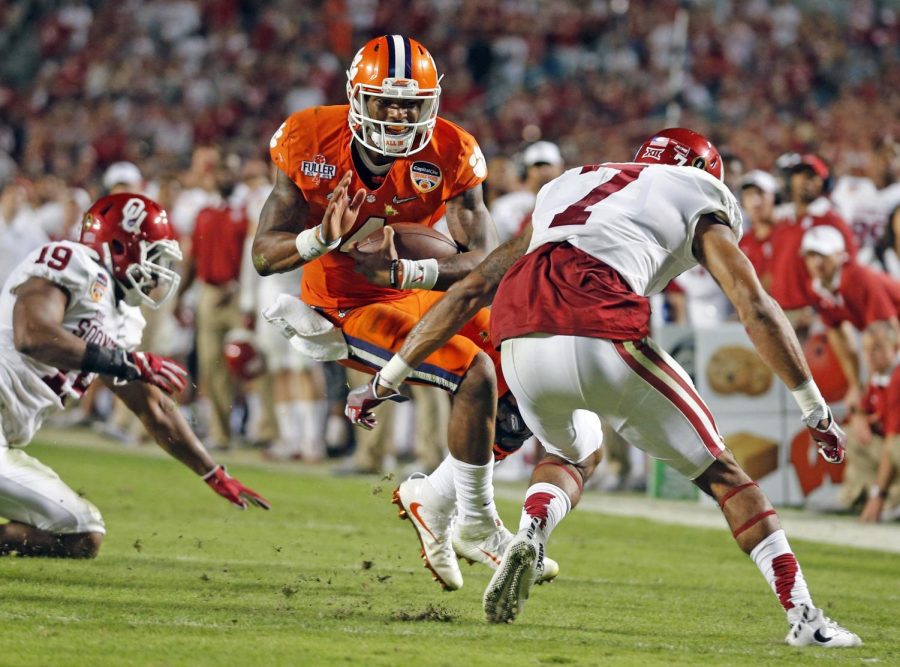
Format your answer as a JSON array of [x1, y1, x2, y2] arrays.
[[269, 105, 485, 309], [191, 205, 248, 285], [805, 262, 900, 330], [768, 200, 857, 310], [861, 365, 900, 437], [739, 230, 775, 288]]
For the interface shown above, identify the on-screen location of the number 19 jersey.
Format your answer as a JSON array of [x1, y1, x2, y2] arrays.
[[0, 241, 144, 446], [491, 163, 741, 345]]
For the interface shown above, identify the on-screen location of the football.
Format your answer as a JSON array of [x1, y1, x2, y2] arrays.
[[354, 222, 459, 260]]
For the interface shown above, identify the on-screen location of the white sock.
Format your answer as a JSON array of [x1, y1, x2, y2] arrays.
[[426, 455, 457, 503], [750, 529, 813, 620], [518, 482, 572, 541], [273, 403, 301, 455], [295, 401, 324, 460], [310, 400, 328, 444], [449, 455, 499, 525], [245, 392, 264, 441]]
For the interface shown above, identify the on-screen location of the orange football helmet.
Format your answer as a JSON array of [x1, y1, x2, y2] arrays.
[[346, 35, 442, 157]]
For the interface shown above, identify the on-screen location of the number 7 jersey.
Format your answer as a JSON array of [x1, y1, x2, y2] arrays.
[[491, 163, 741, 345], [269, 105, 487, 309]]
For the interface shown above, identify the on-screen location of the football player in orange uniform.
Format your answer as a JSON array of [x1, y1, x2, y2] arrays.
[[253, 35, 537, 591]]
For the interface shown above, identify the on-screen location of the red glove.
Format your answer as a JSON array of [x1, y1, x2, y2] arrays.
[[345, 373, 409, 430], [124, 352, 188, 394], [805, 408, 846, 464], [203, 465, 271, 510]]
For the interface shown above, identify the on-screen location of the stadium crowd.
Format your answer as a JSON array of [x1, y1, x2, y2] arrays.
[[1, 0, 899, 520]]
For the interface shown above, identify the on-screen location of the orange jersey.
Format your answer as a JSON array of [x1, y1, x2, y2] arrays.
[[270, 105, 487, 309]]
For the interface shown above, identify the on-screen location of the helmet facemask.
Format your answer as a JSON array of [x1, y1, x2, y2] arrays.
[[118, 238, 182, 309], [347, 77, 441, 158]]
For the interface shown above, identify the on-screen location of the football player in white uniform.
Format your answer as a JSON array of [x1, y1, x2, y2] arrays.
[[347, 129, 860, 647], [0, 193, 269, 559]]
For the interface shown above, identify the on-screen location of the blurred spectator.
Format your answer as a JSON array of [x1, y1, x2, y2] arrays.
[[0, 179, 48, 287], [490, 140, 564, 242], [769, 155, 857, 317], [800, 225, 900, 409], [4, 2, 895, 200], [861, 205, 900, 278], [737, 169, 778, 292], [840, 322, 900, 522], [175, 162, 247, 449], [102, 161, 144, 194]]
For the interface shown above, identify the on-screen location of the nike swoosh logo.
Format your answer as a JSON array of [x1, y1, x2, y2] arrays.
[[478, 548, 501, 565], [408, 502, 438, 542], [813, 629, 833, 644], [392, 195, 418, 205]]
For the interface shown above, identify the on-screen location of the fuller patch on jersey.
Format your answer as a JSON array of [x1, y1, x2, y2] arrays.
[[410, 161, 442, 193], [301, 154, 337, 185]]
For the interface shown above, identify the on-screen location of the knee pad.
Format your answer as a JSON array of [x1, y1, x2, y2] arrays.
[[493, 393, 533, 461]]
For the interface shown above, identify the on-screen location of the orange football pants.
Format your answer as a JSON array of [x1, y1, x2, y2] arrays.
[[317, 290, 508, 395]]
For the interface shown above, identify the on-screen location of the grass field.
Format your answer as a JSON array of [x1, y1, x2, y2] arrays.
[[1, 441, 896, 667]]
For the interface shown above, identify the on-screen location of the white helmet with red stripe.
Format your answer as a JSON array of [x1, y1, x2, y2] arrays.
[[346, 34, 442, 157]]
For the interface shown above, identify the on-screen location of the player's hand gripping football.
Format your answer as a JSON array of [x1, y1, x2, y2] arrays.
[[123, 352, 188, 395], [202, 465, 271, 510], [347, 226, 399, 287], [805, 408, 847, 464], [321, 170, 366, 244], [345, 372, 409, 430]]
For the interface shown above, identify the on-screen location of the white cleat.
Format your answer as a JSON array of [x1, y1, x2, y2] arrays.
[[453, 520, 559, 585], [392, 474, 463, 591], [785, 604, 862, 648], [483, 524, 545, 624]]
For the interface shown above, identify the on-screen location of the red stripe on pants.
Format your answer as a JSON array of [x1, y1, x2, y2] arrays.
[[634, 340, 720, 434], [614, 342, 724, 457]]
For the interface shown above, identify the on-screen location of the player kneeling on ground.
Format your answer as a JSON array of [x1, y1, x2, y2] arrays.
[[0, 193, 269, 559], [350, 129, 860, 647]]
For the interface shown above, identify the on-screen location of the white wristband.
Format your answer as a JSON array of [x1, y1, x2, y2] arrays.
[[295, 225, 340, 261], [398, 258, 439, 290], [791, 379, 828, 422], [378, 355, 414, 389]]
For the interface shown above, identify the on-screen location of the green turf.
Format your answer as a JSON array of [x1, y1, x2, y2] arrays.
[[0, 442, 895, 667]]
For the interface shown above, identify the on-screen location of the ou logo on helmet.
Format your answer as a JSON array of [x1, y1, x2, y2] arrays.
[[121, 197, 148, 233]]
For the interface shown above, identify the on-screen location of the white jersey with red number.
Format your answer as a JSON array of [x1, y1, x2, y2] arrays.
[[528, 162, 742, 295], [0, 241, 144, 446], [491, 163, 741, 345]]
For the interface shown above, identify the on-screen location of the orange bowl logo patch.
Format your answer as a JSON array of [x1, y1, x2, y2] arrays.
[[410, 161, 442, 193]]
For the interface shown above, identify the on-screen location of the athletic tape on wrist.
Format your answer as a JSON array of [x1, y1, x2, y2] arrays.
[[202, 464, 223, 480], [397, 258, 439, 290], [378, 355, 414, 388], [296, 225, 340, 261], [791, 379, 827, 422]]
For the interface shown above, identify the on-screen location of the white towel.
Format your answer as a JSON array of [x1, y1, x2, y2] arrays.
[[262, 294, 348, 361]]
